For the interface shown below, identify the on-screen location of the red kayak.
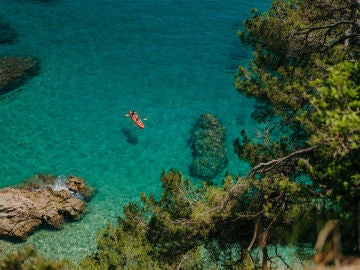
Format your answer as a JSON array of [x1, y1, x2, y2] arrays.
[[129, 110, 144, 129]]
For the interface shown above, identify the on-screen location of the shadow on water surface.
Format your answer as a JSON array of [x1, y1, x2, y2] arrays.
[[121, 127, 139, 145]]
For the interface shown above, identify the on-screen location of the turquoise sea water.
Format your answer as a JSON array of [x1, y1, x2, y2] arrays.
[[0, 0, 271, 262]]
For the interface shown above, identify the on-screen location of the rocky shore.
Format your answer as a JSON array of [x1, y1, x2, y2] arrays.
[[0, 174, 94, 241]]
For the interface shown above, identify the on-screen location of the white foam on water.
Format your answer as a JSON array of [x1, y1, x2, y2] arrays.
[[52, 175, 68, 192]]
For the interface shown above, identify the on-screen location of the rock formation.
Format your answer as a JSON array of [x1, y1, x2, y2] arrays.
[[189, 114, 228, 181], [0, 174, 94, 241], [0, 56, 40, 95]]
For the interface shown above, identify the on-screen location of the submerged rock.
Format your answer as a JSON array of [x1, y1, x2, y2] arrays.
[[0, 56, 40, 95], [189, 114, 228, 181], [0, 19, 17, 44], [0, 174, 94, 241]]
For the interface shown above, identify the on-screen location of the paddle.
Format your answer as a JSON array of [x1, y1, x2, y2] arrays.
[[124, 113, 148, 120]]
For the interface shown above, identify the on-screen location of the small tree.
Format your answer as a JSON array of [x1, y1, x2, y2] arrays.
[[0, 246, 76, 270], [303, 61, 360, 253]]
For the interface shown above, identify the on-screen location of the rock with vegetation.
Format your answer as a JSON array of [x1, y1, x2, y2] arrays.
[[0, 56, 40, 95], [0, 174, 94, 241], [188, 114, 228, 180]]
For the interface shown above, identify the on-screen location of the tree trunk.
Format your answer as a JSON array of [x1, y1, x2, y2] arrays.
[[357, 200, 360, 252], [262, 246, 268, 270]]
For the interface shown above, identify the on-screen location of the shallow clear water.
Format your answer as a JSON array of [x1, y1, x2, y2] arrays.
[[0, 0, 270, 262]]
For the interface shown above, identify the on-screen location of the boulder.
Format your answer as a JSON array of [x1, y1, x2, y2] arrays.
[[0, 56, 40, 95], [66, 175, 95, 202], [0, 175, 94, 241], [189, 114, 228, 181]]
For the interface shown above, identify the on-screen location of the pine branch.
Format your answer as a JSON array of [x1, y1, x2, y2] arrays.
[[245, 146, 317, 178], [218, 146, 317, 212]]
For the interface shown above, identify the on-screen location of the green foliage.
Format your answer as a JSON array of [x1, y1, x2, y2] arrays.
[[83, 168, 319, 269], [234, 0, 360, 258], [234, 129, 291, 167], [82, 170, 208, 269], [0, 246, 76, 270], [81, 221, 161, 270], [299, 62, 360, 253], [235, 0, 359, 125], [306, 61, 360, 158], [303, 62, 360, 201], [145, 171, 209, 263]]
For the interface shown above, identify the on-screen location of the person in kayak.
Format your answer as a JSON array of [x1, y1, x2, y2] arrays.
[[130, 110, 139, 121]]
